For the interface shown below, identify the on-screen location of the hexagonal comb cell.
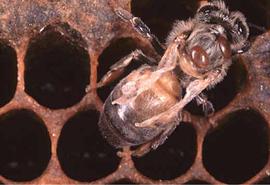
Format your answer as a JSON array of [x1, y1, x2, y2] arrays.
[[0, 109, 51, 181], [57, 110, 120, 182], [24, 23, 90, 109], [0, 41, 17, 107], [133, 122, 197, 180], [203, 110, 269, 184]]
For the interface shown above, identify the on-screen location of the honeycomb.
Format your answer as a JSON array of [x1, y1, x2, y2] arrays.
[[0, 0, 270, 184]]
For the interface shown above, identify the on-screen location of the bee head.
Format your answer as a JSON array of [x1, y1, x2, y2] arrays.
[[166, 0, 249, 78], [196, 0, 249, 54]]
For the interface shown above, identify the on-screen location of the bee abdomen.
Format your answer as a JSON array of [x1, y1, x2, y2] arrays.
[[98, 68, 181, 148]]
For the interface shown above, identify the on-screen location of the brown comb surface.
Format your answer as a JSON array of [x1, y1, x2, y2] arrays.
[[0, 0, 270, 184]]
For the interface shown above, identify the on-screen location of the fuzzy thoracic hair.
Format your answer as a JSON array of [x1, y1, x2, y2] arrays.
[[166, 0, 249, 54]]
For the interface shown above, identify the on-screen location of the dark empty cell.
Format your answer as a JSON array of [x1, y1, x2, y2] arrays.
[[203, 110, 269, 184], [225, 0, 270, 36], [97, 38, 143, 101], [110, 179, 136, 184], [0, 109, 51, 181], [185, 179, 209, 184], [24, 24, 90, 109], [0, 41, 17, 107], [186, 61, 247, 116], [57, 110, 120, 182], [133, 122, 196, 180], [206, 61, 247, 111], [131, 0, 196, 42]]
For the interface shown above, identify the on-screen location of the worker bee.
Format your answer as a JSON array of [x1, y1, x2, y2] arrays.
[[98, 0, 249, 156]]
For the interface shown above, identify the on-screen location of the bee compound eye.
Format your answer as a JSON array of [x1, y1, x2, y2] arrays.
[[190, 46, 209, 68], [217, 36, 232, 59]]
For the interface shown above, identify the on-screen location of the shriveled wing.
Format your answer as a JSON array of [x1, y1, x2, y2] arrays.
[[135, 69, 223, 128], [112, 41, 182, 106]]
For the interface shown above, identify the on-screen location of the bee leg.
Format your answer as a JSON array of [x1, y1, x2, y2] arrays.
[[97, 49, 157, 88], [135, 69, 223, 128], [151, 124, 178, 150], [195, 93, 215, 116], [131, 142, 152, 157], [132, 124, 178, 157], [115, 8, 165, 55]]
